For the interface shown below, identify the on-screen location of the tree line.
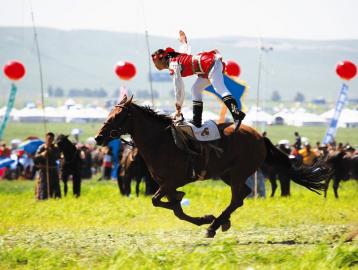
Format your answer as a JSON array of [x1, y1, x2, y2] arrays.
[[271, 90, 306, 103], [48, 86, 159, 99]]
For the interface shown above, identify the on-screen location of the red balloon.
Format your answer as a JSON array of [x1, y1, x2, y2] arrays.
[[115, 61, 136, 80], [224, 60, 241, 77], [3, 60, 26, 81], [336, 60, 357, 81]]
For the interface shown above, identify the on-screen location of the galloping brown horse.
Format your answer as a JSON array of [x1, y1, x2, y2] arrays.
[[95, 96, 331, 238]]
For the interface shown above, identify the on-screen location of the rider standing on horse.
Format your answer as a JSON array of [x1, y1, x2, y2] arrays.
[[151, 30, 246, 131]]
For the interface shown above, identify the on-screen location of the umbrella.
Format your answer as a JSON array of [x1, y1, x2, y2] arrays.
[[0, 158, 15, 169], [18, 139, 44, 154]]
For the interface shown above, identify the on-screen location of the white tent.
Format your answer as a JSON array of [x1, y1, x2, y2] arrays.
[[272, 109, 290, 125], [16, 107, 45, 122], [0, 107, 19, 120], [43, 107, 67, 122], [181, 108, 220, 123], [15, 107, 68, 123], [273, 109, 326, 126], [66, 107, 109, 123], [298, 112, 327, 127], [321, 108, 358, 127], [245, 108, 273, 126]]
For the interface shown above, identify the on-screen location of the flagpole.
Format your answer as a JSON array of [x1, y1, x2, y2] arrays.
[[254, 38, 264, 198], [322, 83, 349, 144], [30, 1, 50, 199]]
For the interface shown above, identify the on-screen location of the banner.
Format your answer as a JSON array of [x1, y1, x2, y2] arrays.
[[322, 83, 349, 144], [0, 83, 17, 140], [204, 74, 247, 110]]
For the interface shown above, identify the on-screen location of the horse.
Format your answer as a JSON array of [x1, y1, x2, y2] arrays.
[[95, 96, 332, 238], [324, 149, 358, 198], [55, 134, 82, 197], [261, 163, 291, 197], [119, 145, 159, 197]]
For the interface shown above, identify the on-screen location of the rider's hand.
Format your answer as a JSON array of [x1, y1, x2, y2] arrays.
[[179, 30, 187, 44], [175, 104, 182, 118]]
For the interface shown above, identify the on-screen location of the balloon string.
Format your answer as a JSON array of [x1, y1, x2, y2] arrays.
[[29, 0, 50, 199]]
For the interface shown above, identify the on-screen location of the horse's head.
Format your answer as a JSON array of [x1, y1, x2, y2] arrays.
[[55, 134, 73, 151], [95, 95, 133, 146], [55, 134, 69, 147]]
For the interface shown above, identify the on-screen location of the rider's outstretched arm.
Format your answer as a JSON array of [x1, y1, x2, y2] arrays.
[[178, 30, 191, 54]]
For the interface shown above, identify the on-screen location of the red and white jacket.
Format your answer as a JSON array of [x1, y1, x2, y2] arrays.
[[169, 44, 224, 107]]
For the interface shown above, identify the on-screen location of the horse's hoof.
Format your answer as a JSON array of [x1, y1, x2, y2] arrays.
[[221, 220, 231, 232], [205, 229, 216, 238]]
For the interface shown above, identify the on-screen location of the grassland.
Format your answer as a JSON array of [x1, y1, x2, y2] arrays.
[[0, 178, 357, 269], [2, 122, 358, 146]]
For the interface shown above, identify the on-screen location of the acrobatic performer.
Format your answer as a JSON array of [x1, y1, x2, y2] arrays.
[[151, 30, 246, 130]]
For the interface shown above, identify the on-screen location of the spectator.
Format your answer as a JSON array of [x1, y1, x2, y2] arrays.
[[34, 132, 61, 200], [246, 169, 266, 198], [338, 142, 344, 151], [80, 145, 93, 179], [100, 147, 112, 180], [293, 132, 302, 150], [298, 142, 318, 166], [0, 143, 11, 158], [314, 141, 324, 157]]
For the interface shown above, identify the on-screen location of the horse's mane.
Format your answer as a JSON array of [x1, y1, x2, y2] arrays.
[[131, 102, 173, 124]]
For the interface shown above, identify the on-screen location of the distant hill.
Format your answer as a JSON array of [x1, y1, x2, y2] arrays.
[[1, 27, 357, 103]]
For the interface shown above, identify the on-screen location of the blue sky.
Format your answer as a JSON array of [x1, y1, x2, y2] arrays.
[[1, 0, 358, 40]]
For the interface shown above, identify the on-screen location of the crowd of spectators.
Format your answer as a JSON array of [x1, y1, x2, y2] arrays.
[[1, 130, 356, 200], [0, 133, 123, 200], [246, 131, 357, 198]]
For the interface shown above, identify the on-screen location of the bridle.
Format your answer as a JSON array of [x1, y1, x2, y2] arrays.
[[106, 104, 135, 147]]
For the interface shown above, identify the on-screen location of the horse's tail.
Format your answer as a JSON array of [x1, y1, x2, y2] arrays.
[[263, 137, 332, 194]]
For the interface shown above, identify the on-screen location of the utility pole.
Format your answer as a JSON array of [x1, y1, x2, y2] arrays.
[[254, 38, 273, 198]]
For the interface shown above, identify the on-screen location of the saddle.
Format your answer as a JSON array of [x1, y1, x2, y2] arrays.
[[171, 120, 233, 180], [177, 120, 221, 142]]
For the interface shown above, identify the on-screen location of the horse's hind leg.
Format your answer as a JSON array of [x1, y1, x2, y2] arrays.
[[269, 176, 277, 197], [206, 179, 251, 238], [73, 173, 81, 197], [324, 178, 330, 198], [135, 178, 140, 197], [63, 174, 69, 196], [333, 177, 340, 199]]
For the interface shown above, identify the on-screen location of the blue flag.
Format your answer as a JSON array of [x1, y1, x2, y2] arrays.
[[0, 84, 17, 140], [323, 83, 349, 144], [204, 74, 248, 110]]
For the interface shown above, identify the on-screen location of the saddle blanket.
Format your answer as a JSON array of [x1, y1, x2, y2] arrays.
[[179, 120, 221, 142]]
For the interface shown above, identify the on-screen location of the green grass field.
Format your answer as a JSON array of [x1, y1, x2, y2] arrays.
[[2, 122, 358, 146], [0, 178, 357, 269]]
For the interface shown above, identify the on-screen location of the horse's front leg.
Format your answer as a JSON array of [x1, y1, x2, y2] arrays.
[[151, 187, 177, 210], [171, 201, 215, 226]]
